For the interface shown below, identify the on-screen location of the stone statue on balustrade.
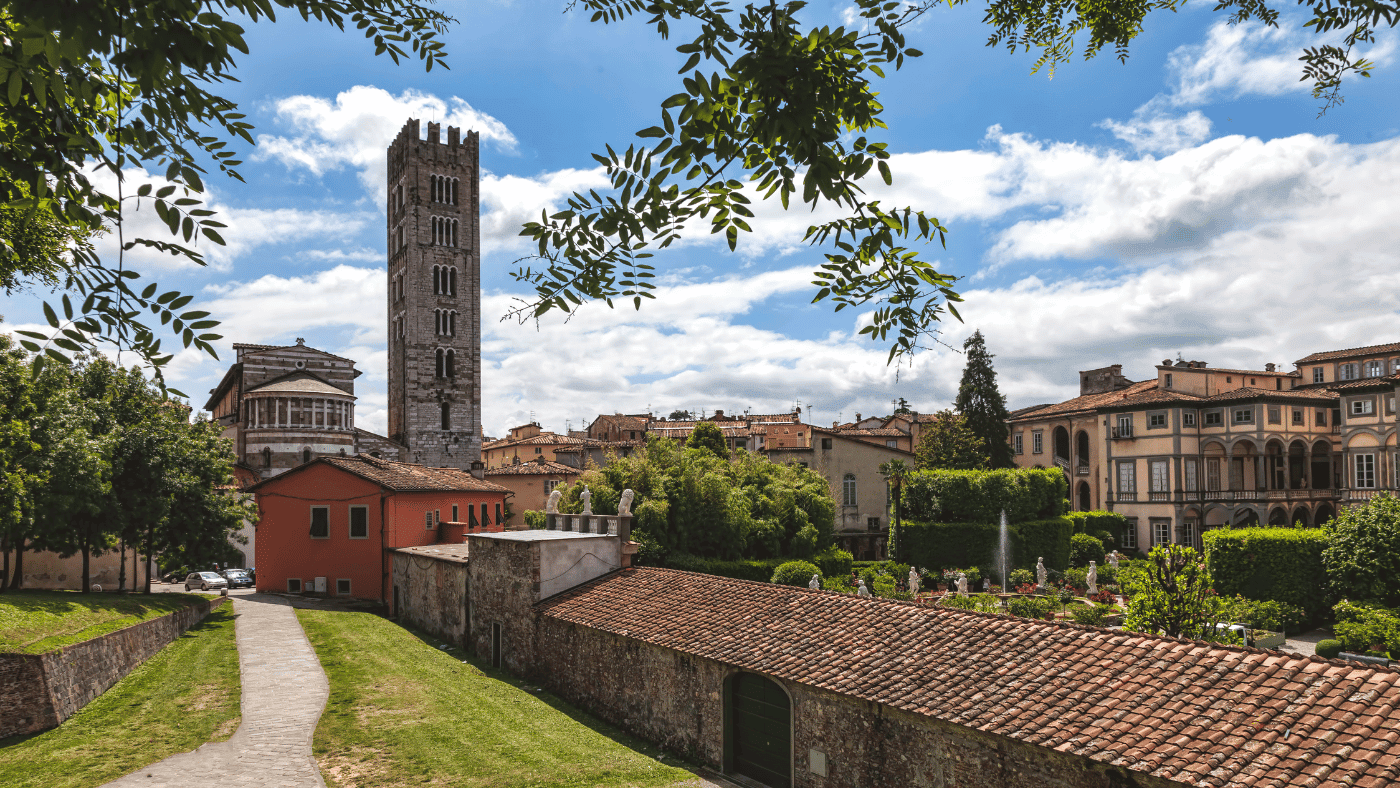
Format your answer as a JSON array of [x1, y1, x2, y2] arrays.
[[618, 489, 634, 517], [956, 572, 968, 597], [546, 488, 562, 514], [857, 579, 871, 598], [809, 574, 821, 590], [1036, 557, 1047, 590], [908, 568, 920, 596], [580, 485, 592, 515], [1086, 561, 1098, 596]]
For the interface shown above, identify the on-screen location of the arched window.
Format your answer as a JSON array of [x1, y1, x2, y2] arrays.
[[434, 309, 441, 335], [435, 348, 445, 378], [481, 502, 490, 526], [432, 265, 440, 294], [262, 447, 272, 467], [446, 349, 455, 378], [448, 311, 456, 337], [451, 178, 459, 205], [441, 402, 451, 431], [842, 474, 857, 506], [448, 267, 457, 296], [302, 448, 312, 464], [450, 218, 458, 247]]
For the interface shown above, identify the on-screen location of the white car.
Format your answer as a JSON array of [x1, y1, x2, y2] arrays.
[[185, 571, 229, 591]]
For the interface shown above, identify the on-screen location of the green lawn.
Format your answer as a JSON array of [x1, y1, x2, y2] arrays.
[[0, 605, 241, 788], [297, 608, 702, 788], [0, 590, 209, 654]]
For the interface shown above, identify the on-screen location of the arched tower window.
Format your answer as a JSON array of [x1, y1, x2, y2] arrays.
[[302, 448, 312, 464], [262, 447, 272, 468], [451, 177, 459, 205], [441, 402, 451, 431], [432, 265, 440, 294], [448, 267, 457, 296], [842, 474, 857, 506], [435, 348, 445, 378], [448, 311, 456, 337], [446, 349, 456, 378], [450, 218, 458, 247]]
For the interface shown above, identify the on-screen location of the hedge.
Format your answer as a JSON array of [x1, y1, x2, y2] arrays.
[[901, 468, 1067, 524], [901, 516, 1074, 576], [1064, 511, 1127, 548], [668, 546, 852, 583], [1204, 527, 1329, 616]]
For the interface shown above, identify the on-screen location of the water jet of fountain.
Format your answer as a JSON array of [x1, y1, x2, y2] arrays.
[[997, 509, 1011, 592]]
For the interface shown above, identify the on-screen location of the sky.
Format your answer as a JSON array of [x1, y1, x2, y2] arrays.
[[3, 0, 1398, 438]]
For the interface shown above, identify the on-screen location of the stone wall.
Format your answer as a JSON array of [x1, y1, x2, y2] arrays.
[[392, 551, 470, 648], [530, 616, 1181, 788], [465, 536, 538, 673], [0, 596, 227, 739]]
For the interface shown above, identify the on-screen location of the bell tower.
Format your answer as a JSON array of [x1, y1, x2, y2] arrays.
[[386, 119, 481, 469]]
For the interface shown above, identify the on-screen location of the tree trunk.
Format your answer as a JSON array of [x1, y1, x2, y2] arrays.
[[81, 540, 91, 593], [9, 536, 22, 589], [144, 521, 153, 594], [1, 534, 8, 593], [119, 537, 126, 592], [133, 545, 139, 592]]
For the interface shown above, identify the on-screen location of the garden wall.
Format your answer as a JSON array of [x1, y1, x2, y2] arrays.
[[0, 596, 227, 739], [530, 616, 1179, 788], [391, 546, 471, 649]]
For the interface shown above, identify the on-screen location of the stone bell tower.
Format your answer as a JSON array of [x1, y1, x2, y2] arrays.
[[386, 119, 482, 469]]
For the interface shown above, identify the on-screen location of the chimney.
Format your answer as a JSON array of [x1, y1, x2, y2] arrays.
[[855, 413, 862, 422], [713, 409, 724, 419], [470, 460, 484, 480], [1162, 359, 1172, 367], [1264, 363, 1276, 372], [833, 421, 839, 428], [427, 122, 440, 144]]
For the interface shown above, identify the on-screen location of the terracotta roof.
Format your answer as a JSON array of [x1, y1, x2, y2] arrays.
[[1009, 380, 1156, 421], [244, 371, 351, 397], [1296, 341, 1400, 364], [1321, 374, 1400, 392], [1162, 365, 1298, 377], [829, 427, 908, 437], [1204, 387, 1339, 403], [486, 433, 601, 450], [744, 412, 802, 423], [538, 568, 1400, 788], [250, 454, 509, 494], [485, 460, 579, 477], [395, 544, 470, 564]]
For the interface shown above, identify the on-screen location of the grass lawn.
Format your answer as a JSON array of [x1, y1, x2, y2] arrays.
[[297, 608, 702, 788], [0, 590, 210, 654], [0, 604, 241, 788]]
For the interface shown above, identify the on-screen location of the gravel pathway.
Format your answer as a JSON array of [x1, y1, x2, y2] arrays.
[[102, 594, 329, 788]]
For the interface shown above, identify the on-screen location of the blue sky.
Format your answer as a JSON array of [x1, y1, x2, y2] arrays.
[[3, 0, 1398, 437]]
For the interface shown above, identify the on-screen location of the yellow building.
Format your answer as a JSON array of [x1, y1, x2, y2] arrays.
[[1009, 343, 1399, 551]]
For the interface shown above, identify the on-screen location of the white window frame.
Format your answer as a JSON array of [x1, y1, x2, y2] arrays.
[[1148, 411, 1166, 429], [310, 506, 330, 540], [1341, 363, 1358, 380], [1122, 519, 1138, 550], [842, 474, 857, 507], [1032, 431, 1043, 454], [425, 511, 435, 530], [1233, 408, 1253, 424], [1150, 461, 1169, 493], [1117, 461, 1136, 494], [1351, 398, 1374, 416], [1206, 459, 1221, 491], [1184, 459, 1199, 492], [1013, 433, 1023, 455], [1153, 519, 1172, 547], [886, 439, 898, 448], [335, 578, 352, 596], [1204, 410, 1223, 426], [1355, 453, 1376, 489], [1366, 360, 1382, 378], [1182, 411, 1197, 427], [1313, 367, 1325, 383], [288, 578, 303, 593], [348, 505, 369, 540]]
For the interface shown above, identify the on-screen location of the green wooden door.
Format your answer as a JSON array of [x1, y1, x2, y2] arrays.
[[731, 673, 791, 787]]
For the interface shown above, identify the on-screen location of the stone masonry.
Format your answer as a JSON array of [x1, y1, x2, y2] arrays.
[[386, 119, 482, 470], [0, 597, 227, 739]]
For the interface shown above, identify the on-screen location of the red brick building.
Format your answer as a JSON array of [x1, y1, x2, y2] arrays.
[[250, 454, 509, 601]]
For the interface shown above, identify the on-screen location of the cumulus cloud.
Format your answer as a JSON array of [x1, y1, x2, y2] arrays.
[[255, 85, 517, 199], [1098, 110, 1213, 155], [480, 167, 610, 254]]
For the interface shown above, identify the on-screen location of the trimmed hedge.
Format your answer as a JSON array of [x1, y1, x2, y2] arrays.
[[772, 560, 821, 587], [1069, 533, 1106, 567], [1315, 639, 1343, 659], [1064, 511, 1127, 547], [901, 468, 1067, 524], [668, 546, 852, 583], [901, 516, 1074, 575], [1204, 527, 1329, 616]]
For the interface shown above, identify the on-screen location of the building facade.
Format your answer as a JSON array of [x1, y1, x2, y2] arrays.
[[386, 119, 483, 470], [1009, 343, 1400, 551]]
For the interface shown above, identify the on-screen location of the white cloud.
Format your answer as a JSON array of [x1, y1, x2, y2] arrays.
[[1098, 110, 1213, 155], [480, 168, 611, 254], [256, 85, 518, 199]]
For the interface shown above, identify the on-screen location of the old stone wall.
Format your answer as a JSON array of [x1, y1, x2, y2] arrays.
[[465, 536, 538, 673], [0, 596, 227, 739], [392, 552, 470, 648], [531, 615, 1182, 788]]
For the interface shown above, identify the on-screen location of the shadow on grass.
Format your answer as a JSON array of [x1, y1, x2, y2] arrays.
[[395, 618, 687, 768]]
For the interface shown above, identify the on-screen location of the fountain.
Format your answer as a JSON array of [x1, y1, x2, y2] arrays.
[[995, 509, 1013, 611]]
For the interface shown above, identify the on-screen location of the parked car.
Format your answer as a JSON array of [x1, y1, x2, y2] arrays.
[[185, 572, 228, 591], [163, 567, 191, 584], [246, 566, 255, 582], [221, 568, 254, 588]]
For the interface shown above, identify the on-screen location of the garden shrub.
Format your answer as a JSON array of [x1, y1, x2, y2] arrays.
[[872, 574, 897, 598], [523, 510, 546, 528], [941, 594, 1000, 613], [1204, 526, 1329, 615], [1219, 596, 1306, 632], [902, 516, 1074, 575], [1091, 530, 1116, 551], [1064, 511, 1128, 546], [822, 575, 854, 593], [1009, 568, 1035, 587], [1063, 565, 1117, 592], [901, 468, 1067, 523], [1332, 600, 1400, 654], [771, 560, 822, 587], [1007, 596, 1055, 620], [666, 553, 785, 581], [1070, 604, 1115, 626], [813, 546, 853, 579], [1069, 533, 1106, 567], [1315, 639, 1343, 659], [1322, 493, 1400, 607]]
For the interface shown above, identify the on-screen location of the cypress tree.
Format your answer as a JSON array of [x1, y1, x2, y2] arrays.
[[954, 330, 1013, 469]]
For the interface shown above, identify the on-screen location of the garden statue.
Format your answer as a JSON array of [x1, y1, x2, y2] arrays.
[[618, 489, 635, 517], [857, 579, 871, 598], [809, 574, 821, 590], [1036, 557, 1047, 590], [1087, 561, 1098, 596], [580, 485, 593, 515], [1107, 550, 1121, 572], [956, 572, 968, 597], [983, 578, 991, 593], [908, 568, 920, 595], [545, 488, 562, 514]]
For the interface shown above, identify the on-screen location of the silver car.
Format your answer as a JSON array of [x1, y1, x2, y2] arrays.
[[185, 571, 228, 591]]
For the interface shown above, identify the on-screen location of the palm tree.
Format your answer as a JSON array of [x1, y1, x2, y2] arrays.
[[879, 459, 910, 564]]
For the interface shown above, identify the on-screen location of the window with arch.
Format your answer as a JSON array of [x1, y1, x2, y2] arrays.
[[448, 266, 457, 296], [302, 448, 312, 464], [435, 348, 445, 378], [448, 311, 456, 337], [432, 265, 441, 294], [441, 402, 451, 431], [262, 447, 272, 467], [842, 474, 857, 506], [446, 348, 455, 378]]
